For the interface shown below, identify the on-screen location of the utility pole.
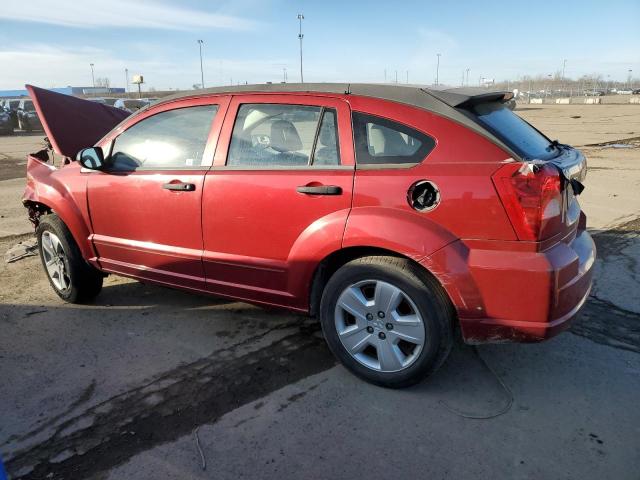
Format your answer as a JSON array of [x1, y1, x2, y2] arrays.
[[561, 59, 567, 95], [395, 70, 398, 84], [436, 53, 441, 86], [384, 69, 387, 83], [125, 68, 129, 93], [406, 70, 409, 84], [90, 63, 95, 88], [297, 14, 304, 83], [197, 40, 205, 88], [283, 67, 287, 83], [466, 68, 470, 86]]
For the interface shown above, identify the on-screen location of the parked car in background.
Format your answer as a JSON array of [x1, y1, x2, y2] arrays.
[[3, 98, 22, 128], [114, 99, 148, 113], [583, 90, 605, 96], [632, 88, 640, 95], [23, 83, 594, 388], [17, 99, 43, 131], [0, 106, 13, 134]]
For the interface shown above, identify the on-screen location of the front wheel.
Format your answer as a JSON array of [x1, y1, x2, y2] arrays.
[[319, 256, 454, 388], [37, 214, 104, 303]]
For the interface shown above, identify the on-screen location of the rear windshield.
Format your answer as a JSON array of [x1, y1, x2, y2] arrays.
[[472, 103, 557, 160]]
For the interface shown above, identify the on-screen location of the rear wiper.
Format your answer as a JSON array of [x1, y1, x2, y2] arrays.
[[546, 139, 562, 153]]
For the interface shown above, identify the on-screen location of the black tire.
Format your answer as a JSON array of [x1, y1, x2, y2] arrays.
[[319, 256, 454, 388], [36, 214, 104, 303]]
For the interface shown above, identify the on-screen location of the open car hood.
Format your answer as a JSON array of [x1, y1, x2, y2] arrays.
[[26, 84, 130, 159]]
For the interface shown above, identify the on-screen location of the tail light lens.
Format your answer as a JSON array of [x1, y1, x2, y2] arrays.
[[492, 163, 564, 241]]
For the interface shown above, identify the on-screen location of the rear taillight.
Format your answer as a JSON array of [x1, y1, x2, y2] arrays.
[[492, 163, 564, 241]]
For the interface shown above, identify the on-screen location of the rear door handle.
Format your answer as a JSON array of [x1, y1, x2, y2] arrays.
[[163, 182, 196, 192], [296, 185, 342, 195]]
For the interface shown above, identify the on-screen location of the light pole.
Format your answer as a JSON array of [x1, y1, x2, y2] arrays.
[[125, 68, 129, 93], [90, 63, 95, 88], [561, 59, 567, 95], [297, 14, 304, 83], [436, 53, 441, 86], [283, 67, 287, 83], [197, 40, 205, 89], [629, 69, 633, 89], [465, 68, 470, 86]]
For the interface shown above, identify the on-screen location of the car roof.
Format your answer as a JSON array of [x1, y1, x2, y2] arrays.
[[156, 82, 516, 158], [158, 82, 508, 110]]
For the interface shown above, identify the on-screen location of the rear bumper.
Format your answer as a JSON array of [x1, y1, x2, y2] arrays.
[[426, 228, 595, 343]]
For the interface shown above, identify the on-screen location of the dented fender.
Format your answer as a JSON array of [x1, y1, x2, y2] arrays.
[[23, 156, 97, 261], [342, 206, 458, 263]]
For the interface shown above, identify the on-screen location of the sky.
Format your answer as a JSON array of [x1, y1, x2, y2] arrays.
[[1, 0, 638, 91]]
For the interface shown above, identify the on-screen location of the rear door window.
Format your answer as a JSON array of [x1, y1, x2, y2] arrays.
[[471, 103, 557, 160], [352, 112, 435, 165], [227, 104, 341, 167], [109, 105, 218, 171]]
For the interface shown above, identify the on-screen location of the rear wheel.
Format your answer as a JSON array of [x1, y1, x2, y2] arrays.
[[37, 214, 103, 303], [319, 256, 454, 388]]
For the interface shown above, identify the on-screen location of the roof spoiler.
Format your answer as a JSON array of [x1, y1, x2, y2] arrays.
[[425, 88, 513, 108]]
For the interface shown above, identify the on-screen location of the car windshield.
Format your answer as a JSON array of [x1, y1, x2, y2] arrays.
[[472, 103, 557, 160]]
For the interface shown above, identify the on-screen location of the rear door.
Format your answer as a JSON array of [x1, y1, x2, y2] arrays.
[[202, 94, 355, 309], [87, 97, 229, 291]]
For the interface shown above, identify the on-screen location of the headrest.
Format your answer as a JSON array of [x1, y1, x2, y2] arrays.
[[270, 120, 303, 152], [319, 123, 336, 147], [369, 124, 409, 155]]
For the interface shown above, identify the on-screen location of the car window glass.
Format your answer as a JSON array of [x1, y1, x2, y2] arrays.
[[352, 112, 435, 165], [228, 103, 339, 167], [312, 109, 341, 166], [472, 103, 556, 160], [23, 101, 34, 111], [109, 105, 218, 171]]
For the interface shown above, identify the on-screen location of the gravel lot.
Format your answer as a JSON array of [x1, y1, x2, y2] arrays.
[[0, 103, 638, 480]]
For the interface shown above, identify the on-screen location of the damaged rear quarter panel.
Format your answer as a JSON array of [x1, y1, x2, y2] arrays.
[[23, 156, 96, 261]]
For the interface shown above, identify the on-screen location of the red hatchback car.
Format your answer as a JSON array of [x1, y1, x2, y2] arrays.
[[23, 83, 594, 387]]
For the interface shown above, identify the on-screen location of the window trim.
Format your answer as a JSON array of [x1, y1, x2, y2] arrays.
[[104, 104, 220, 172], [351, 111, 436, 168]]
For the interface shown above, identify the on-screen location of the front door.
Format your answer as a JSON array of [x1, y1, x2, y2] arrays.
[[201, 94, 355, 309], [87, 98, 227, 291]]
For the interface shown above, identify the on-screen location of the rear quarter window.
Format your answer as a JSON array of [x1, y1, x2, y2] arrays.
[[352, 112, 435, 165]]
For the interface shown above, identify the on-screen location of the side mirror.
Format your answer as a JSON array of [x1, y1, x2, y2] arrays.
[[77, 147, 105, 170]]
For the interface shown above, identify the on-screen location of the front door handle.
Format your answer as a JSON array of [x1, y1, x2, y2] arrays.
[[163, 182, 196, 192], [296, 185, 342, 195]]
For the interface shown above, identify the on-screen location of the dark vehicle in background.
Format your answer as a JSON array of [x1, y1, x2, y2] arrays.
[[114, 98, 148, 113], [3, 98, 22, 129], [633, 88, 640, 95], [17, 99, 43, 131], [583, 90, 605, 97], [0, 104, 13, 134], [91, 98, 120, 106]]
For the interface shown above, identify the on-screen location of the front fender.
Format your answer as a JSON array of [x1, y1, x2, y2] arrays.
[[23, 156, 96, 260]]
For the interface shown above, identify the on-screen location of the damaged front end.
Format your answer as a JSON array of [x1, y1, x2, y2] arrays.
[[22, 84, 130, 229]]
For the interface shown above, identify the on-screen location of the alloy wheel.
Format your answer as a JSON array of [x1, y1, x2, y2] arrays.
[[41, 231, 70, 291], [334, 279, 426, 372]]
